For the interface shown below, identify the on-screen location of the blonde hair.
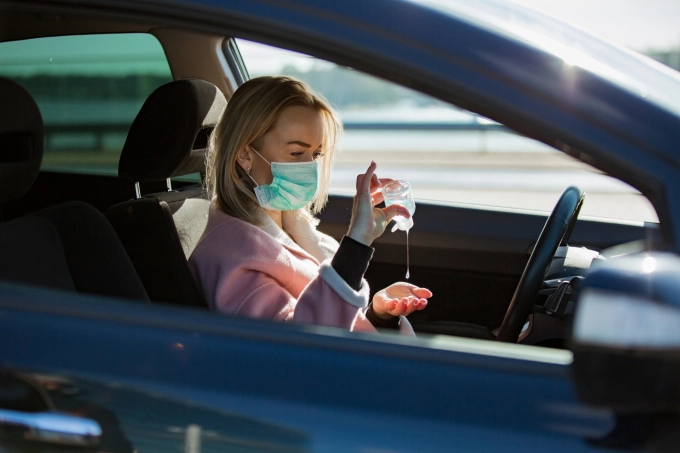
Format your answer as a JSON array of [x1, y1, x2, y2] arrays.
[[206, 76, 342, 225]]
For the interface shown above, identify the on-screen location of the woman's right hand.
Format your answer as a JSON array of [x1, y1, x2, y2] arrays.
[[347, 161, 410, 246]]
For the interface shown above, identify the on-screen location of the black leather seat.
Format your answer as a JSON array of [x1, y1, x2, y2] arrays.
[[0, 78, 149, 302], [105, 79, 226, 308]]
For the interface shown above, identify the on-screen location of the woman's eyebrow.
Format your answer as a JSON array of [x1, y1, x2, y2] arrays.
[[286, 140, 311, 148]]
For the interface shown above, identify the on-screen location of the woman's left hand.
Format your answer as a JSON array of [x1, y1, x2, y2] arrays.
[[372, 283, 432, 319]]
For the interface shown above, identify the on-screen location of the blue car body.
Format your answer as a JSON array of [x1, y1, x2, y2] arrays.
[[1, 0, 679, 451]]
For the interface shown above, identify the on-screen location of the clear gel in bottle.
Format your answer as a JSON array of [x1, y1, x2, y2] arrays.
[[382, 180, 415, 279]]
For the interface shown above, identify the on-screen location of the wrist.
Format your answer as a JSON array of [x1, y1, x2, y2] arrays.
[[347, 228, 372, 246], [366, 303, 400, 330]]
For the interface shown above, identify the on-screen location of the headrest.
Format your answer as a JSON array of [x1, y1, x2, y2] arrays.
[[118, 79, 226, 182], [0, 78, 44, 204]]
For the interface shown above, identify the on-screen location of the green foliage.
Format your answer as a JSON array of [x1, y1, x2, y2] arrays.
[[644, 50, 680, 71]]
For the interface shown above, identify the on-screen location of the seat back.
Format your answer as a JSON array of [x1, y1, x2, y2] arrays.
[[0, 78, 148, 301], [106, 79, 227, 308], [0, 78, 43, 208]]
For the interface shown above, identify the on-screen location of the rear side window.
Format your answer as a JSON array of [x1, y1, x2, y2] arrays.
[[0, 33, 173, 175]]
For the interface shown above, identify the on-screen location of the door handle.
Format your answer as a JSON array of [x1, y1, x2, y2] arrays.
[[0, 408, 101, 447]]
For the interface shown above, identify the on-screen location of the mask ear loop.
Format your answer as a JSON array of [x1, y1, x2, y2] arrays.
[[245, 145, 269, 187], [250, 146, 272, 165], [245, 167, 259, 187]]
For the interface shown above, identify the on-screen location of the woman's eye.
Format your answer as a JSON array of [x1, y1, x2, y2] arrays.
[[313, 153, 324, 160]]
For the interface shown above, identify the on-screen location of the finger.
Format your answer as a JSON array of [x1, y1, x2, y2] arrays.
[[361, 161, 377, 195], [371, 189, 385, 206], [381, 204, 410, 221], [383, 299, 398, 312], [371, 178, 394, 206], [403, 299, 420, 316], [368, 173, 382, 196], [392, 297, 408, 315], [355, 173, 365, 192], [411, 287, 433, 298], [373, 298, 395, 317], [368, 174, 382, 191], [370, 172, 380, 189]]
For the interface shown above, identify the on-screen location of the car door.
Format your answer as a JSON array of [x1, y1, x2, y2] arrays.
[[1, 283, 621, 453], [0, 1, 673, 451]]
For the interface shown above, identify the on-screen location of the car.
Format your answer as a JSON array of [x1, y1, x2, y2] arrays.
[[1, 0, 680, 451]]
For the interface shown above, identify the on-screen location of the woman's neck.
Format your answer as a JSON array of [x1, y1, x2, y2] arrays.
[[265, 209, 283, 230]]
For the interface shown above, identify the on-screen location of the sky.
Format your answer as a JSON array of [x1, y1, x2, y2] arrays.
[[510, 0, 680, 51]]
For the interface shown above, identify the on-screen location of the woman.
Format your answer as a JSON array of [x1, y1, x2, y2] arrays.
[[189, 76, 431, 333]]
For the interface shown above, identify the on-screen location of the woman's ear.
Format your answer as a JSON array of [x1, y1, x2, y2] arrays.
[[236, 146, 253, 172]]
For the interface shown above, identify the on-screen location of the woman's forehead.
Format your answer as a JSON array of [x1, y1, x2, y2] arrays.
[[270, 106, 324, 145]]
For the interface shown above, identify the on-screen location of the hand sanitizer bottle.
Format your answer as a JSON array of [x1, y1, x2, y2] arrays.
[[382, 180, 415, 232]]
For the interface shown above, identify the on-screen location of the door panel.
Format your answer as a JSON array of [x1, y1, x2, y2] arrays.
[[1, 371, 309, 453], [0, 285, 615, 453]]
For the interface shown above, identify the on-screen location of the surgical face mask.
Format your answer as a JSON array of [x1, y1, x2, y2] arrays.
[[246, 146, 320, 211]]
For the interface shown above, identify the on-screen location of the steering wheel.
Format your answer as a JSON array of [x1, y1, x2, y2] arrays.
[[495, 185, 584, 343]]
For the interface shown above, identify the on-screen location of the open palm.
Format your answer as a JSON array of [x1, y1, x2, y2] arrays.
[[372, 282, 432, 319]]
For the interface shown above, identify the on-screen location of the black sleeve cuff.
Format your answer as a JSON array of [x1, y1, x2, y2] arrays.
[[331, 236, 374, 291], [366, 303, 400, 330]]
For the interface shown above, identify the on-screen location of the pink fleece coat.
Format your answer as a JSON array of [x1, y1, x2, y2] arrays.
[[189, 205, 414, 335]]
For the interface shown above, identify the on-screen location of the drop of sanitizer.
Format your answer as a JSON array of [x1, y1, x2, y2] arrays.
[[405, 230, 410, 280], [382, 180, 415, 280]]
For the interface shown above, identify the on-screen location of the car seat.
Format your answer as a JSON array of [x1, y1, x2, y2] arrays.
[[105, 79, 226, 308], [0, 78, 149, 301]]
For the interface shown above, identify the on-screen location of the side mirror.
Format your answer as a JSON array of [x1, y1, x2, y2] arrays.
[[571, 252, 680, 412]]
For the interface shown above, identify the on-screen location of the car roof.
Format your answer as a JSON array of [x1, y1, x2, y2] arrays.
[[415, 0, 680, 118]]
